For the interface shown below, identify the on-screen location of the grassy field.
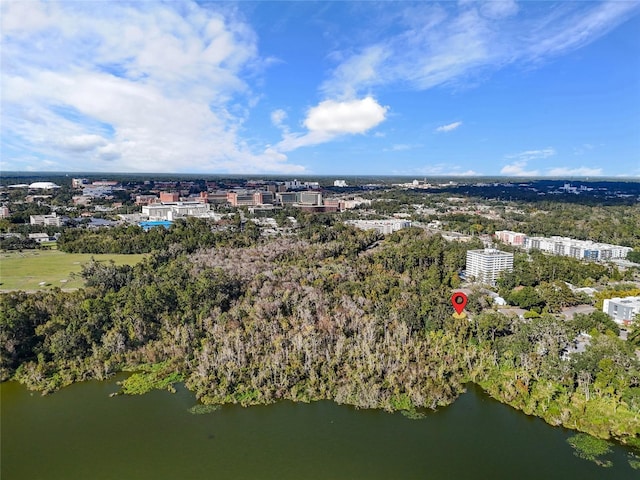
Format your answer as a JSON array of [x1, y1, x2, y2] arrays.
[[0, 249, 146, 291]]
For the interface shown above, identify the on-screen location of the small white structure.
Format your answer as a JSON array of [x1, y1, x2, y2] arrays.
[[334, 180, 348, 187], [28, 233, 53, 243]]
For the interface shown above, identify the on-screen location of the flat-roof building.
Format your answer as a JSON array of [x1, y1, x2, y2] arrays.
[[30, 213, 62, 227], [466, 248, 514, 286], [345, 219, 411, 235], [142, 202, 210, 221], [603, 296, 640, 325]]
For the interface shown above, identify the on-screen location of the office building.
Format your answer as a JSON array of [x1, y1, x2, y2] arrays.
[[142, 202, 210, 221], [30, 213, 62, 227]]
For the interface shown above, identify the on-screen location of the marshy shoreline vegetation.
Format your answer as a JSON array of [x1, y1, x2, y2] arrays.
[[1, 215, 639, 454]]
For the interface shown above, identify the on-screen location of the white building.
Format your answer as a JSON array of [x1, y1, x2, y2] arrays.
[[334, 180, 348, 187], [497, 230, 632, 261], [466, 248, 514, 285], [603, 296, 640, 325], [28, 232, 53, 243], [142, 202, 211, 221], [30, 213, 62, 227], [346, 219, 411, 235]]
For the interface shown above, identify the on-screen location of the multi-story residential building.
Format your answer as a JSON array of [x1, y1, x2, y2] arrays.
[[497, 230, 632, 261], [494, 230, 526, 246], [603, 296, 640, 325], [466, 248, 514, 285]]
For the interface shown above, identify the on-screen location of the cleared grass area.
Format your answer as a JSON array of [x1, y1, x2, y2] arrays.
[[0, 249, 146, 291]]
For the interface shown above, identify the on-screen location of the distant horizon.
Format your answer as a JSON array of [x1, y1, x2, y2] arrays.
[[2, 171, 640, 182], [2, 1, 639, 176]]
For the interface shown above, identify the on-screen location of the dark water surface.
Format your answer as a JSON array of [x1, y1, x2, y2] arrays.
[[1, 377, 636, 479]]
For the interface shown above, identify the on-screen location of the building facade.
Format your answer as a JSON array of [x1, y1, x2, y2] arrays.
[[30, 213, 62, 227], [603, 296, 640, 325], [345, 219, 411, 235], [495, 230, 631, 261], [466, 248, 514, 285]]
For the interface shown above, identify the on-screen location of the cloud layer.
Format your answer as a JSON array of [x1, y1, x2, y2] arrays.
[[1, 0, 304, 173], [321, 1, 639, 98]]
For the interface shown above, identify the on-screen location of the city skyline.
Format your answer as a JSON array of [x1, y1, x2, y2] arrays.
[[2, 1, 639, 176]]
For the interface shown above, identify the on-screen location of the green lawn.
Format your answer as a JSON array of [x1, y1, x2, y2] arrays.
[[0, 249, 146, 291]]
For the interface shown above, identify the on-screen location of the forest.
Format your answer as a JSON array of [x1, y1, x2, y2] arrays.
[[1, 219, 639, 449]]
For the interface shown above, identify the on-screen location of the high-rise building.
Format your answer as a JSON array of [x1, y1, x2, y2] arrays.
[[466, 249, 514, 285]]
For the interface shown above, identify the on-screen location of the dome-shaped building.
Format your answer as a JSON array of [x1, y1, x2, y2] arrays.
[[28, 182, 60, 189]]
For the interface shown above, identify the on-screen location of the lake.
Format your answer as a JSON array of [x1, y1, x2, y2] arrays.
[[1, 377, 636, 479]]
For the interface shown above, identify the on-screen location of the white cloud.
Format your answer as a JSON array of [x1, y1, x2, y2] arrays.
[[546, 166, 603, 176], [271, 109, 288, 128], [506, 148, 556, 162], [435, 121, 462, 133], [0, 1, 304, 173], [57, 134, 108, 152], [477, 0, 519, 20], [276, 97, 388, 152], [304, 97, 387, 134], [414, 163, 480, 176], [321, 2, 640, 97], [500, 161, 540, 176]]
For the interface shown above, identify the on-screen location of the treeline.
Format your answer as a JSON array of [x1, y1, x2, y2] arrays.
[[475, 309, 640, 442], [1, 226, 639, 445], [57, 217, 260, 254]]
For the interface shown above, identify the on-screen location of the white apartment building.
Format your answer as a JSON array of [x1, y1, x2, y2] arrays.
[[603, 296, 640, 325], [346, 219, 411, 235], [496, 230, 632, 261], [466, 248, 514, 285]]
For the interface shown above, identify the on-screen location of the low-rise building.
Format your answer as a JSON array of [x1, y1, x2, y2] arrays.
[[135, 194, 159, 205], [346, 219, 411, 235], [30, 213, 62, 226], [142, 202, 211, 221], [603, 296, 640, 325], [28, 232, 54, 243]]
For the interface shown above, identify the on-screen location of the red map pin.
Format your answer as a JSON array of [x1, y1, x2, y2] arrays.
[[451, 292, 468, 315]]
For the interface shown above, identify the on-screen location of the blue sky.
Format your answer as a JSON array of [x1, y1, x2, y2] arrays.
[[1, 1, 639, 176]]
